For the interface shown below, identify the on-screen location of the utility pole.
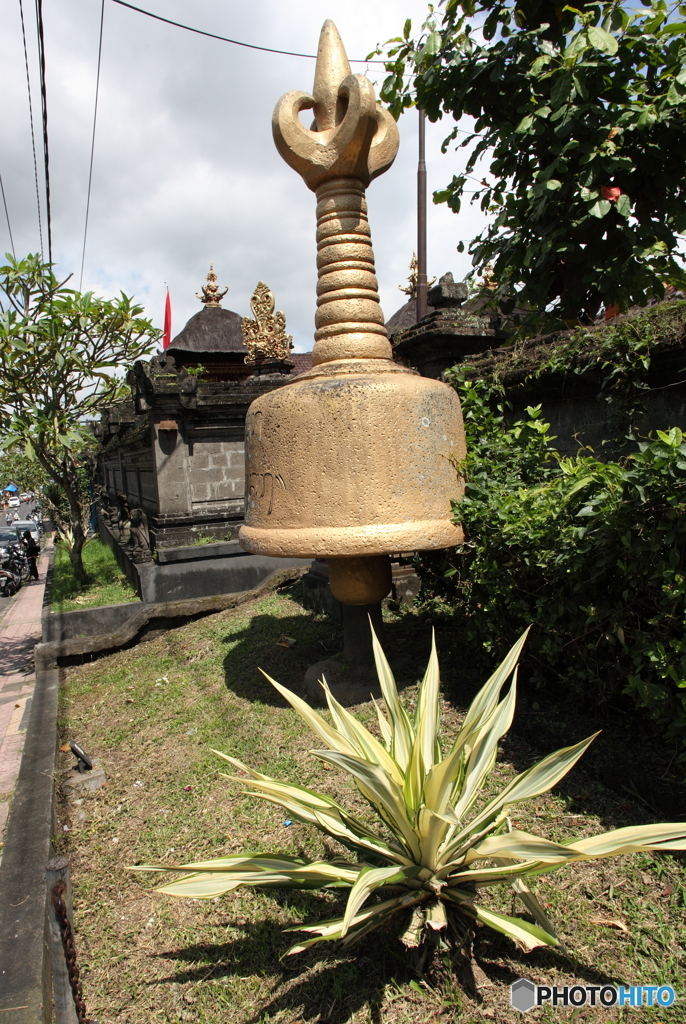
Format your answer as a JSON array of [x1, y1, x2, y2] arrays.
[[417, 108, 428, 321]]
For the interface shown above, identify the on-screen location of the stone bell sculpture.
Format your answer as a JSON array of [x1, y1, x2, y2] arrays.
[[239, 21, 465, 676]]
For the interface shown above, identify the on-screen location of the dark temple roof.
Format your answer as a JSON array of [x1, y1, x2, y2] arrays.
[[385, 296, 435, 338], [167, 306, 247, 356]]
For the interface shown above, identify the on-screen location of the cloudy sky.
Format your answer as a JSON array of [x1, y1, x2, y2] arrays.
[[0, 0, 490, 352]]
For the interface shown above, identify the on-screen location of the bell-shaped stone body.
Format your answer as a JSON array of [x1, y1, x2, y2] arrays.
[[241, 357, 464, 556]]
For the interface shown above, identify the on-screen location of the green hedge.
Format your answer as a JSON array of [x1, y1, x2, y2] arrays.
[[417, 376, 686, 757]]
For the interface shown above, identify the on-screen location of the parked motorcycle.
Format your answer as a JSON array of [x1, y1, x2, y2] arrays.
[[0, 565, 19, 597], [0, 543, 30, 597], [0, 547, 22, 597]]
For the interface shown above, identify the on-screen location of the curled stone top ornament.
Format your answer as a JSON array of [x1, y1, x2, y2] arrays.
[[241, 282, 293, 363], [272, 20, 400, 366], [272, 20, 399, 190], [197, 264, 228, 308]]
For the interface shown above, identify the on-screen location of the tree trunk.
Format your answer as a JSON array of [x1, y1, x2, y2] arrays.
[[33, 449, 91, 585], [62, 466, 89, 586], [69, 526, 88, 586]]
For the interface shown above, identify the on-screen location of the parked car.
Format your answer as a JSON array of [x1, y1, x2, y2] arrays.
[[13, 521, 40, 542], [0, 527, 17, 548]]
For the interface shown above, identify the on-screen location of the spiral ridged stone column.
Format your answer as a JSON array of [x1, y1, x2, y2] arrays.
[[238, 21, 466, 691], [313, 178, 390, 364]]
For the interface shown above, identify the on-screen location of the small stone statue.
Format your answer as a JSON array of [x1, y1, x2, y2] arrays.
[[95, 485, 113, 523], [116, 492, 131, 545], [128, 507, 152, 562]]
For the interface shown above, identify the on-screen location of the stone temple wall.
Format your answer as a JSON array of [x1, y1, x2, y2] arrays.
[[95, 356, 297, 549]]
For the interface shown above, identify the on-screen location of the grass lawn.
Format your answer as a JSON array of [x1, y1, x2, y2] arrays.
[[51, 538, 139, 612], [57, 580, 686, 1023]]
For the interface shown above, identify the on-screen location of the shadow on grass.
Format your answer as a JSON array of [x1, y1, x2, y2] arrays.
[[221, 609, 433, 709], [151, 889, 410, 1023], [221, 588, 684, 831], [152, 892, 628, 1024]]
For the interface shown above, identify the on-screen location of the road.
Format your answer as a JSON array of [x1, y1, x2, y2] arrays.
[[2, 499, 35, 524]]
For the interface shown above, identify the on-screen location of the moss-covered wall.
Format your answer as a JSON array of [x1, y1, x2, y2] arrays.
[[459, 300, 686, 454]]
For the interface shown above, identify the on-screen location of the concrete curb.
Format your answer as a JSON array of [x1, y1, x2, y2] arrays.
[[36, 564, 308, 670], [0, 666, 59, 1021]]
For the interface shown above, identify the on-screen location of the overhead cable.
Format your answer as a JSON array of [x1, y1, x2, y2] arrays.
[[80, 0, 105, 291], [0, 171, 16, 258], [35, 0, 52, 263], [18, 0, 44, 257], [108, 0, 386, 63]]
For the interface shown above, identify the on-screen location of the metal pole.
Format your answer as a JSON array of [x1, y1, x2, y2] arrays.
[[417, 108, 428, 321], [46, 857, 79, 1024]]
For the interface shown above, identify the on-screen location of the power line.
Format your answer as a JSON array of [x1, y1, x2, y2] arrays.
[[0, 171, 16, 258], [108, 0, 386, 63], [35, 0, 51, 263], [18, 0, 43, 257], [80, 0, 105, 291]]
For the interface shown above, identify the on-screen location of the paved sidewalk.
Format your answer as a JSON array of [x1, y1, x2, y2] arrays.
[[0, 542, 52, 843]]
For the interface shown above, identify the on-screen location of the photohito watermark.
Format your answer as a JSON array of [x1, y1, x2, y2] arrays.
[[511, 978, 675, 1012]]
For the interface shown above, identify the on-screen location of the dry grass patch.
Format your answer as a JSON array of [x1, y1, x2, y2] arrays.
[[57, 586, 686, 1023]]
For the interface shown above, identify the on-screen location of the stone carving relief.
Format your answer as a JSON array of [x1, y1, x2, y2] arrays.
[[128, 507, 152, 562]]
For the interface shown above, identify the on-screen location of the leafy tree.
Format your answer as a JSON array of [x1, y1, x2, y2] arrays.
[[377, 0, 686, 326], [0, 254, 158, 583], [0, 447, 48, 494]]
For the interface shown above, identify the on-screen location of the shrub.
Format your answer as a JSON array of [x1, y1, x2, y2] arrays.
[[417, 376, 686, 754]]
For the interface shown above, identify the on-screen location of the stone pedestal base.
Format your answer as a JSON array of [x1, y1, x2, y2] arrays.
[[304, 603, 385, 705], [303, 656, 381, 706]]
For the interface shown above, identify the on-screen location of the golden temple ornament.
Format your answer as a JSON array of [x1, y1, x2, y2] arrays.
[[238, 20, 466, 608], [197, 264, 228, 308], [482, 263, 498, 291], [241, 282, 293, 363], [399, 252, 435, 297]]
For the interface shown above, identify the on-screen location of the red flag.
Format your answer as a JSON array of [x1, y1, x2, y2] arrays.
[[162, 286, 172, 349]]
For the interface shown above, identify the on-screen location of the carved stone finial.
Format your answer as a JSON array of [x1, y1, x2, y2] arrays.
[[197, 264, 228, 308], [272, 20, 399, 192], [482, 263, 498, 291], [399, 253, 418, 298], [428, 272, 468, 309], [271, 20, 400, 366], [241, 282, 293, 363]]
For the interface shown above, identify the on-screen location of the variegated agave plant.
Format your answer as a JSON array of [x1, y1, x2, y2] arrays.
[[138, 629, 686, 955]]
